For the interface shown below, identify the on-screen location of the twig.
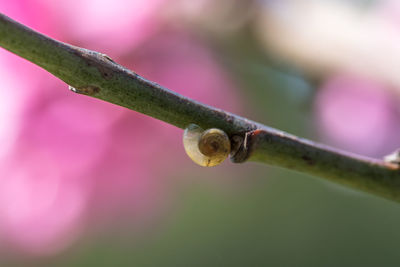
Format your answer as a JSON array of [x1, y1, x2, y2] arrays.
[[0, 13, 399, 202]]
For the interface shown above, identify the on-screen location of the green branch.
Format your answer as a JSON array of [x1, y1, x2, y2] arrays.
[[1, 13, 399, 202]]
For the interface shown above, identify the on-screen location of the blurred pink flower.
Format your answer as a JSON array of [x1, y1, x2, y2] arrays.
[[0, 0, 241, 256], [314, 75, 400, 157]]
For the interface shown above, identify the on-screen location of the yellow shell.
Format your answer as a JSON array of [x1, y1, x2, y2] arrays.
[[183, 124, 231, 167]]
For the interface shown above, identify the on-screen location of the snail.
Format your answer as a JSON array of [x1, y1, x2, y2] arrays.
[[183, 124, 231, 167]]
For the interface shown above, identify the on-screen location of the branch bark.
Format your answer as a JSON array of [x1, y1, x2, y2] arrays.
[[1, 13, 399, 202]]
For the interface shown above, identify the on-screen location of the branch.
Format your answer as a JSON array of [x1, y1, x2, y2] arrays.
[[1, 13, 399, 203]]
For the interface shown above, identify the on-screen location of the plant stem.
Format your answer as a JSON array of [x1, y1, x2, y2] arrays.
[[0, 13, 399, 202]]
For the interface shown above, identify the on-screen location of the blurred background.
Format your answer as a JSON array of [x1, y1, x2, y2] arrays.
[[1, 0, 400, 266]]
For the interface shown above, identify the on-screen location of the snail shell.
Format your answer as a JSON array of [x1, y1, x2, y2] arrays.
[[183, 124, 231, 167]]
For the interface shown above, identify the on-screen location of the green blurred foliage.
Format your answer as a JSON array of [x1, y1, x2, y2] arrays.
[[59, 171, 400, 267]]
